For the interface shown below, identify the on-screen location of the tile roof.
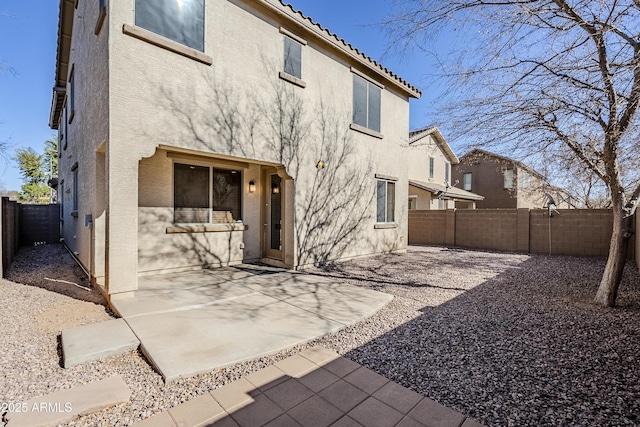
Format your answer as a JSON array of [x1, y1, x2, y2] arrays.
[[409, 180, 485, 201]]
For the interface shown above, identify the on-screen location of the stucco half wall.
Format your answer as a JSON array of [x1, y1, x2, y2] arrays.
[[138, 149, 262, 274]]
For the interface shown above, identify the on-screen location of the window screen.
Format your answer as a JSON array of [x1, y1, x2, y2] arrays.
[[174, 163, 209, 223], [376, 179, 395, 223], [212, 169, 242, 222]]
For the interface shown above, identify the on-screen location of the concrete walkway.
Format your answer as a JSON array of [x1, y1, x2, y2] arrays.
[[133, 346, 484, 427], [68, 265, 393, 381]]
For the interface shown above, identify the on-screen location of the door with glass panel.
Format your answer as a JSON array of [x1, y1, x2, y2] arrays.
[[264, 172, 283, 260]]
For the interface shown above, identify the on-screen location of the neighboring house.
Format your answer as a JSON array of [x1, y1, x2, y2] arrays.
[[407, 127, 484, 210], [49, 0, 421, 299], [452, 149, 574, 209]]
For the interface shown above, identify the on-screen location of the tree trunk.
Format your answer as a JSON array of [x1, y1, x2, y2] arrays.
[[594, 207, 633, 307]]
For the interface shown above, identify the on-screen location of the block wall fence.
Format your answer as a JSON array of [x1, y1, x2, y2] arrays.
[[0, 199, 61, 276], [409, 208, 636, 259]]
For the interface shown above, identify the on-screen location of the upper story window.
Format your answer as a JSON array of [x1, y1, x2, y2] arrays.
[[429, 157, 434, 179], [504, 169, 514, 189], [521, 171, 530, 189], [463, 173, 472, 191], [135, 0, 205, 52], [68, 66, 75, 123], [444, 161, 450, 184], [353, 74, 381, 133], [283, 35, 302, 79]]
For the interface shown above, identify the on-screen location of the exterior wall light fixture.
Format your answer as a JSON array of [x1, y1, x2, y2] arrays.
[[249, 180, 256, 193]]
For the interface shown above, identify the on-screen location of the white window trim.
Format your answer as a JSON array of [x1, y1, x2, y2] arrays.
[[375, 176, 397, 226]]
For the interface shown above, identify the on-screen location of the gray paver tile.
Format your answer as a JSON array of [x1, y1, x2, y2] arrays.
[[287, 395, 343, 427], [396, 416, 428, 427], [372, 381, 424, 414], [317, 379, 368, 413], [296, 367, 340, 393], [408, 398, 466, 427], [228, 394, 282, 426], [330, 416, 364, 426], [167, 393, 225, 427], [347, 397, 404, 427], [321, 357, 361, 378], [209, 415, 240, 426], [264, 413, 302, 427], [343, 367, 390, 394], [133, 411, 176, 426], [262, 378, 314, 411]]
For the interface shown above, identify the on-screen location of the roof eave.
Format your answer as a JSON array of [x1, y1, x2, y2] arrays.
[[49, 0, 74, 130], [409, 127, 459, 164]]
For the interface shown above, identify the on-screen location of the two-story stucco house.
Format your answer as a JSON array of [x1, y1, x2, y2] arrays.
[[49, 0, 421, 301], [407, 127, 483, 210], [452, 149, 574, 209]]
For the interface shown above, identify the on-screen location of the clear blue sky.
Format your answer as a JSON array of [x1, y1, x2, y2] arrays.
[[0, 0, 442, 192]]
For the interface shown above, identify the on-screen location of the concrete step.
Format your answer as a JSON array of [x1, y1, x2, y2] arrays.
[[61, 318, 140, 368], [5, 375, 132, 427]]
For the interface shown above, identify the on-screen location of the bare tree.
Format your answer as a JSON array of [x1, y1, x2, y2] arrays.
[[386, 0, 640, 307], [156, 69, 374, 269]]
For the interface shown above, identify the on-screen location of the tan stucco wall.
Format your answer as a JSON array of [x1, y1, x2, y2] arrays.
[[137, 149, 262, 273], [93, 0, 412, 285], [58, 0, 109, 283], [407, 135, 455, 210], [407, 134, 452, 186]]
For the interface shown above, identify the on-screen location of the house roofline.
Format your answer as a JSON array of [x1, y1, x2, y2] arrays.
[[49, 0, 74, 130], [48, 0, 422, 128], [259, 0, 421, 99], [409, 179, 485, 201], [409, 126, 459, 164], [460, 148, 546, 180]]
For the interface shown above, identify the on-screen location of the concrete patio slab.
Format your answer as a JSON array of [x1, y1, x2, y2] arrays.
[[5, 375, 131, 427], [132, 347, 484, 427], [126, 293, 345, 381], [61, 318, 140, 368], [108, 266, 392, 381]]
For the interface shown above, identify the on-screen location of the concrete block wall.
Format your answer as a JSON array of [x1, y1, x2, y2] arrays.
[[529, 209, 612, 256], [408, 210, 447, 245], [455, 209, 518, 252], [19, 204, 61, 246], [1, 198, 19, 276], [408, 208, 632, 258]]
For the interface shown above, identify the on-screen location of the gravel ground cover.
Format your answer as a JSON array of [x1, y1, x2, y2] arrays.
[[1, 243, 639, 426]]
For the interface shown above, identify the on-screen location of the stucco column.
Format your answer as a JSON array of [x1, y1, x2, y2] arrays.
[[105, 155, 139, 296]]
